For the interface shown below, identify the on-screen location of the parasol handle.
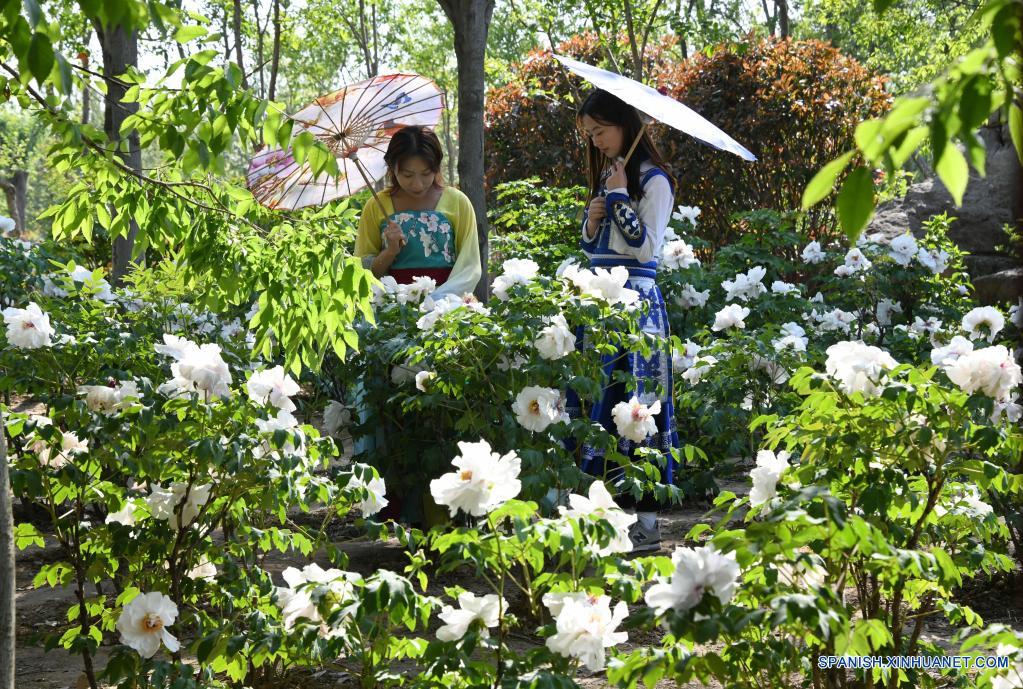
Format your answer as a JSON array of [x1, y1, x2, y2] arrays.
[[350, 152, 385, 213]]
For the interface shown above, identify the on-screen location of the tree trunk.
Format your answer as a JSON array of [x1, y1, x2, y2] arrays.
[[253, 0, 266, 97], [777, 0, 790, 37], [10, 171, 26, 234], [0, 407, 15, 689], [79, 46, 90, 125], [268, 0, 281, 101], [622, 0, 643, 80], [436, 0, 495, 302], [95, 21, 143, 282], [232, 0, 250, 89]]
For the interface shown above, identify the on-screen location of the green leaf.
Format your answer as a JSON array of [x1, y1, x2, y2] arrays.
[[1009, 104, 1023, 164], [802, 151, 854, 210], [27, 32, 54, 83], [174, 25, 207, 43], [15, 523, 44, 549], [935, 143, 968, 205], [836, 166, 874, 242]]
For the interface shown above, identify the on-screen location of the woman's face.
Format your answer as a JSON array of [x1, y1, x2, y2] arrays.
[[393, 155, 437, 197], [580, 114, 624, 160]]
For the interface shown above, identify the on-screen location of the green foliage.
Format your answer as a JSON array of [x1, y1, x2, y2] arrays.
[[488, 178, 587, 276]]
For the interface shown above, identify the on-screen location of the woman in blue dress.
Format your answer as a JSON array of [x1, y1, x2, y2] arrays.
[[566, 89, 681, 552]]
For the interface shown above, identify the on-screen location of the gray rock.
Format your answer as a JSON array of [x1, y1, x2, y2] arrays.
[[972, 267, 1023, 305], [867, 122, 1021, 282]]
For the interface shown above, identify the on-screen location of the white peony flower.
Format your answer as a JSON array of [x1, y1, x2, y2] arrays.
[[672, 205, 701, 226], [430, 440, 521, 517], [962, 306, 1005, 343], [105, 500, 141, 527], [65, 265, 117, 302], [436, 592, 504, 641], [247, 366, 300, 412], [186, 559, 218, 581], [750, 354, 789, 385], [415, 370, 436, 392], [394, 276, 437, 305], [945, 345, 1022, 401], [277, 564, 362, 638], [721, 266, 767, 302], [991, 395, 1023, 425], [512, 386, 567, 433], [825, 341, 899, 396], [916, 247, 949, 274], [712, 304, 750, 331], [3, 302, 55, 349], [991, 644, 1023, 689], [661, 239, 701, 270], [558, 481, 636, 556], [25, 416, 87, 468], [681, 355, 718, 384], [155, 335, 232, 399], [771, 281, 799, 296], [0, 216, 15, 233], [671, 340, 702, 373], [802, 240, 826, 264], [930, 336, 975, 368], [323, 401, 351, 436], [416, 293, 489, 330], [816, 308, 856, 334], [116, 592, 179, 658], [749, 449, 791, 506], [611, 397, 661, 442], [876, 299, 903, 327], [545, 593, 628, 671], [676, 284, 710, 308], [534, 313, 576, 360], [644, 545, 741, 615], [347, 471, 388, 516], [147, 482, 212, 530], [1010, 298, 1023, 330], [888, 233, 918, 266], [492, 258, 539, 300], [584, 266, 640, 305], [78, 380, 139, 415]]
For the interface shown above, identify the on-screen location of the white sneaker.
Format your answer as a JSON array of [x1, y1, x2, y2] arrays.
[[628, 520, 661, 553]]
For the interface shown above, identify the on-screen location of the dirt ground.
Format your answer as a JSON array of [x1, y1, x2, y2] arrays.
[[13, 470, 1023, 689]]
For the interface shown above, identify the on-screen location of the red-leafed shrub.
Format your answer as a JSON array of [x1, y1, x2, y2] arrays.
[[485, 33, 677, 193], [651, 36, 890, 245], [485, 35, 890, 247]]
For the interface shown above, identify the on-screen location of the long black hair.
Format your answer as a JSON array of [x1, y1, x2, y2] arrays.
[[383, 125, 445, 191], [577, 89, 676, 200]]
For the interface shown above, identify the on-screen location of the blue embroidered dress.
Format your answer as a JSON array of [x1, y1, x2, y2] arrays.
[[566, 159, 681, 488]]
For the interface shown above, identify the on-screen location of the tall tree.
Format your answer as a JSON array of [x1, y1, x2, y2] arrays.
[[0, 408, 12, 689], [436, 0, 496, 301], [93, 16, 144, 282]]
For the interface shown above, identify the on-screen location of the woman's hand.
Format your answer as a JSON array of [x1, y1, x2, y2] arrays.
[[382, 221, 406, 256], [606, 161, 627, 190], [586, 197, 606, 235]]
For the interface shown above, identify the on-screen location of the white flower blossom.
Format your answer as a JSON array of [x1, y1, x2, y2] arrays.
[[79, 380, 139, 415], [611, 397, 661, 442], [962, 306, 1005, 343], [492, 258, 540, 300], [876, 299, 903, 327], [347, 471, 388, 516], [930, 336, 975, 368], [415, 370, 436, 392], [3, 302, 55, 349], [430, 440, 521, 517], [154, 335, 232, 399], [682, 355, 718, 384], [25, 416, 87, 468], [916, 247, 949, 274], [991, 395, 1023, 425], [825, 341, 899, 396], [712, 304, 750, 331], [722, 266, 767, 302], [116, 592, 179, 658], [558, 481, 636, 556], [545, 593, 628, 671], [534, 313, 576, 360], [277, 564, 362, 639], [888, 233, 918, 266], [661, 239, 701, 270], [816, 308, 856, 334], [644, 545, 741, 614], [323, 401, 351, 436], [671, 340, 702, 373], [749, 449, 791, 506], [186, 559, 217, 581], [676, 284, 710, 308], [802, 241, 826, 264], [147, 482, 212, 530], [512, 386, 567, 433], [436, 592, 504, 641], [672, 205, 701, 226], [247, 366, 300, 412], [771, 281, 798, 295], [945, 345, 1022, 401]]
